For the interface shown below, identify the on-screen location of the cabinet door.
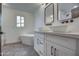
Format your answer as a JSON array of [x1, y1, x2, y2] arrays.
[[34, 33, 45, 55], [46, 41, 54, 56], [34, 33, 39, 52], [39, 39, 45, 55], [46, 41, 75, 56]]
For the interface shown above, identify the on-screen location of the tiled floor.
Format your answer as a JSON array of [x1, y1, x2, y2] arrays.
[[2, 43, 39, 56]]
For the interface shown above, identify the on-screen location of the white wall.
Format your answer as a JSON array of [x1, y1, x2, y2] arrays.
[[34, 5, 45, 30], [2, 6, 34, 44]]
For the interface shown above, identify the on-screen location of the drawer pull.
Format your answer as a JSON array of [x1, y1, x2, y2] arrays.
[[54, 48, 56, 56], [51, 46, 53, 55]]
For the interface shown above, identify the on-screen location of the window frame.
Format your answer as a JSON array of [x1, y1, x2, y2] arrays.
[[16, 16, 24, 27]]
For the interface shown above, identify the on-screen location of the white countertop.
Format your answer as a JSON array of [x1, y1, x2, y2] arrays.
[[35, 31, 79, 39]]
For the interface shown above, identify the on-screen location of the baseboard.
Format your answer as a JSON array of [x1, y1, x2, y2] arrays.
[[3, 41, 21, 46]]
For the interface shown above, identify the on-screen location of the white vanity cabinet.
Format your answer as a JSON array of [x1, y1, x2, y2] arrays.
[[34, 32, 46, 56], [46, 41, 75, 56], [34, 31, 79, 56]]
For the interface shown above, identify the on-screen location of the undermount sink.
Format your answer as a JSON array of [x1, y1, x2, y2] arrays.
[[50, 25, 68, 33]]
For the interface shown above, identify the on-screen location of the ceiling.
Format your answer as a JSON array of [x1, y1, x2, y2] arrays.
[[4, 3, 41, 14]]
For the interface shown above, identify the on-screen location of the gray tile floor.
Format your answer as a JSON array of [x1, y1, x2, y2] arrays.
[[2, 43, 39, 56]]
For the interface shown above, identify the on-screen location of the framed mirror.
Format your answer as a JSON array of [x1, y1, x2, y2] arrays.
[[57, 3, 79, 23], [44, 3, 54, 25]]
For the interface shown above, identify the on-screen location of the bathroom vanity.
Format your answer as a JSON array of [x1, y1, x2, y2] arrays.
[[34, 31, 79, 56]]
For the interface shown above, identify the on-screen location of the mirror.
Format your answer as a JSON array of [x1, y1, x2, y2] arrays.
[[57, 3, 79, 23], [44, 3, 54, 25]]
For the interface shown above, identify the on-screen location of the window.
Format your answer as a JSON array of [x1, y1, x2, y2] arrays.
[[16, 16, 24, 27]]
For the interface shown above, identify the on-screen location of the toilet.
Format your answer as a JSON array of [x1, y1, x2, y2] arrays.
[[20, 34, 34, 46]]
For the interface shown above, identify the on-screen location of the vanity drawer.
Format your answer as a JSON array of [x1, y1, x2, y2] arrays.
[[46, 41, 75, 56], [46, 34, 76, 50]]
